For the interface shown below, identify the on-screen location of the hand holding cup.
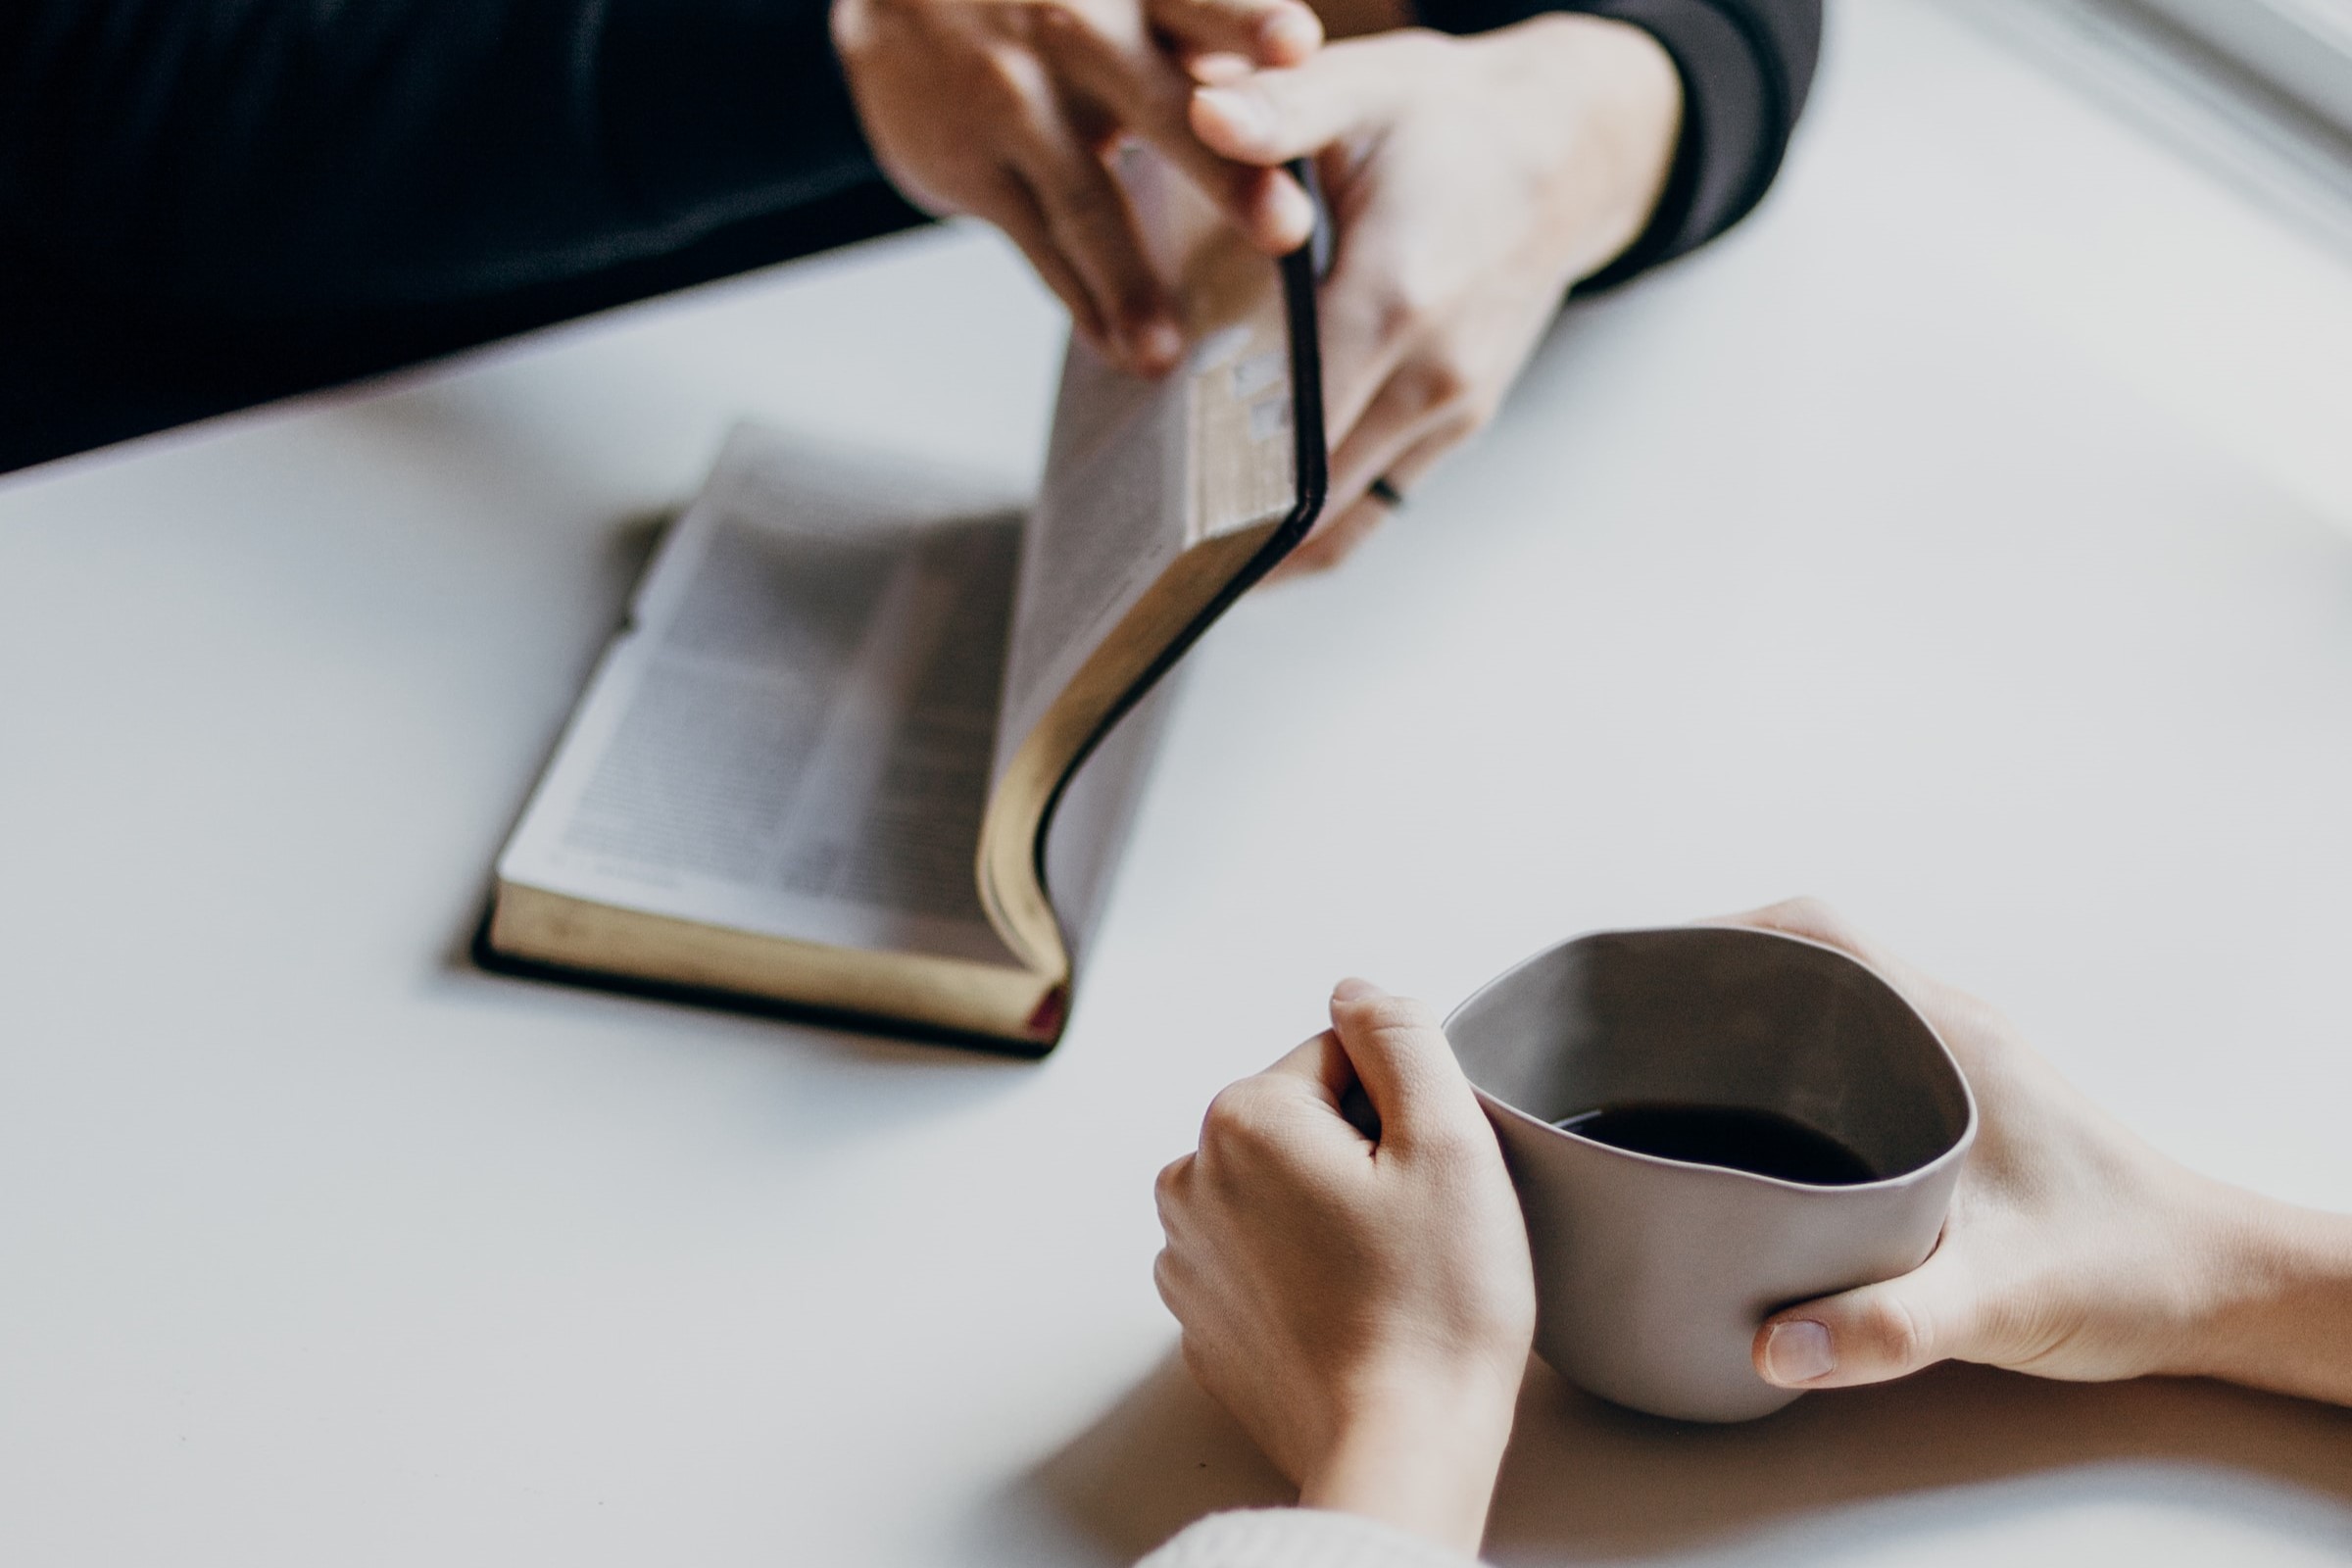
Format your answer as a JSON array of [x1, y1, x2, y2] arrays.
[[1735, 900, 2352, 1407], [1152, 980, 1536, 1557]]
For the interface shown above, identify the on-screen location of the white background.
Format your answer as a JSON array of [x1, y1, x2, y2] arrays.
[[3, 2, 2348, 1562]]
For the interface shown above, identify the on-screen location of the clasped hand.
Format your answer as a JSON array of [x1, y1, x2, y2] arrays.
[[836, 1, 1686, 573], [1156, 902, 2352, 1555], [833, 0, 1323, 373]]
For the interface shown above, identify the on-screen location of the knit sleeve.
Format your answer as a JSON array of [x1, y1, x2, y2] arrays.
[[0, 0, 874, 317], [1136, 1509, 1488, 1568]]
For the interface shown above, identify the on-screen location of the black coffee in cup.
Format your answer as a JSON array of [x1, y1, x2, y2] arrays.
[[1451, 926, 1976, 1419], [1553, 1103, 1880, 1186]]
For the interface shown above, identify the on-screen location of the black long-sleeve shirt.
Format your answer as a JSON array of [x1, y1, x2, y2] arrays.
[[0, 0, 1819, 473]]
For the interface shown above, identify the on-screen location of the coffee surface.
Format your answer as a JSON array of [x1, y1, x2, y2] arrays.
[[1552, 1103, 1880, 1185]]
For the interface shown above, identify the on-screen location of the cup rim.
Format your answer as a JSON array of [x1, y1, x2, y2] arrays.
[[1446, 923, 1980, 1195]]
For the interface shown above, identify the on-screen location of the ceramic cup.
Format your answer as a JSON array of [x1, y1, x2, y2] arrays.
[[1445, 925, 1977, 1423]]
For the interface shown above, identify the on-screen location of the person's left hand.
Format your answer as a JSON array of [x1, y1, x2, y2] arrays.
[[1732, 898, 2352, 1408], [1153, 979, 1536, 1557], [833, 0, 1324, 374], [1190, 15, 1683, 571]]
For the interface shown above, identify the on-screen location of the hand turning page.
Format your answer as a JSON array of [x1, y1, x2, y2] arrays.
[[480, 157, 1326, 1051]]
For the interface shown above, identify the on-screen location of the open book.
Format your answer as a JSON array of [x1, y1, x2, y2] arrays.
[[478, 180, 1325, 1052]]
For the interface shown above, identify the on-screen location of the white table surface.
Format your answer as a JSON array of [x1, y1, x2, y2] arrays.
[[4, 3, 2349, 1563]]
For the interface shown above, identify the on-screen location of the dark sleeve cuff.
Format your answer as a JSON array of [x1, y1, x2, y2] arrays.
[[1411, 0, 1820, 290], [598, 0, 880, 235]]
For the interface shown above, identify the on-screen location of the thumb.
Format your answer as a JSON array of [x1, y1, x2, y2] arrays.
[[1753, 1249, 1984, 1389], [1148, 0, 1322, 68], [1326, 977, 1478, 1152], [1189, 41, 1418, 165]]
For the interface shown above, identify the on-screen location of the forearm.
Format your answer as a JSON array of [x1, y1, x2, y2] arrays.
[[0, 0, 873, 317], [2182, 1192, 2352, 1406], [1297, 1381, 1519, 1559]]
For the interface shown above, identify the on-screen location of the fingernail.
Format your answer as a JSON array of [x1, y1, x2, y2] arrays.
[[1130, 318, 1183, 372], [1191, 51, 1251, 87], [1265, 175, 1316, 249], [1761, 1320, 1836, 1385], [1195, 87, 1273, 147], [1332, 977, 1384, 1003], [1262, 6, 1322, 60]]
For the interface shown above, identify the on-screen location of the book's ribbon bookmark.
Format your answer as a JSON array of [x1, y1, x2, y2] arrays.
[[1026, 985, 1071, 1044]]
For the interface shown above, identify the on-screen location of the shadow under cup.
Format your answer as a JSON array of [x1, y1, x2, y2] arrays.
[[1446, 926, 1977, 1423]]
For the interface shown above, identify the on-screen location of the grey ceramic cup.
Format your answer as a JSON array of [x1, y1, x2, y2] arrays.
[[1445, 925, 1977, 1423]]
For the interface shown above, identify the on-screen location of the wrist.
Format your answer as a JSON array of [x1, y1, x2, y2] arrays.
[[1298, 1370, 1520, 1557], [1475, 14, 1683, 283], [2175, 1184, 2352, 1405]]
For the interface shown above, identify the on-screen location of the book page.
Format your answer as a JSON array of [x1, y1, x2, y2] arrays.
[[989, 180, 1300, 787], [989, 342, 1191, 783], [1040, 669, 1184, 969], [497, 430, 1023, 967]]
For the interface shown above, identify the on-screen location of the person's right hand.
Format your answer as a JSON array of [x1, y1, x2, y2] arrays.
[[1734, 899, 2352, 1407], [1188, 15, 1682, 573], [1153, 979, 1536, 1557], [832, 0, 1323, 374]]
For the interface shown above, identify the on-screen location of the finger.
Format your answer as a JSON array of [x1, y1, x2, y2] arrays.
[[1705, 897, 1940, 1003], [1277, 416, 1449, 576], [1148, 0, 1322, 67], [1263, 1027, 1357, 1104], [1312, 237, 1418, 453], [1318, 356, 1471, 561], [1190, 37, 1428, 166], [1152, 1245, 1186, 1311], [1325, 977, 1480, 1153], [1272, 419, 1444, 576], [1187, 50, 1255, 86], [1376, 425, 1453, 497], [1153, 1152, 1195, 1233], [1713, 897, 1875, 961], [1009, 129, 1184, 371], [1262, 1027, 1388, 1144], [1330, 377, 1470, 521], [979, 169, 1111, 354], [1753, 1247, 1985, 1389], [1264, 495, 1381, 580], [1038, 12, 1316, 254]]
